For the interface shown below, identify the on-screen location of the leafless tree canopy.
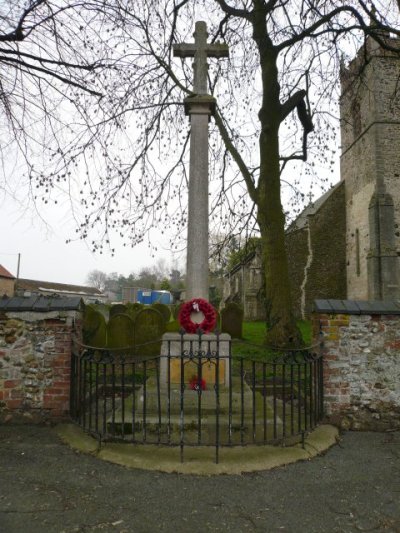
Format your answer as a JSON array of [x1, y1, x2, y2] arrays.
[[1, 1, 399, 344], [1, 1, 397, 246]]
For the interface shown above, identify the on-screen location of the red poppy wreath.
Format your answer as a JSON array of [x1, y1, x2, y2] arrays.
[[178, 298, 217, 334]]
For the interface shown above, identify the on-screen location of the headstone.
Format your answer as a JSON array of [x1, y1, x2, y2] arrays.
[[109, 304, 127, 317], [82, 304, 107, 347], [151, 303, 171, 323], [126, 302, 143, 320], [134, 308, 166, 357], [107, 314, 134, 351], [93, 303, 110, 323], [221, 302, 244, 339]]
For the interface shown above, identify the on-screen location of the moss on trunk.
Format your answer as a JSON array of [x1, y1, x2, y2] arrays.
[[254, 36, 303, 349]]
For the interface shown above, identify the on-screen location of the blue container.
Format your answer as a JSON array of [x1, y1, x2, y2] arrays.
[[151, 290, 173, 304], [136, 289, 173, 305], [137, 289, 152, 305]]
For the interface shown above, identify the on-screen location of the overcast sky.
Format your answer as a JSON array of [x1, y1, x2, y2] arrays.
[[0, 5, 347, 288], [0, 194, 177, 286]]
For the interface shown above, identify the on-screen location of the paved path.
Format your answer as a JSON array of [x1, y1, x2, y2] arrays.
[[0, 425, 399, 532]]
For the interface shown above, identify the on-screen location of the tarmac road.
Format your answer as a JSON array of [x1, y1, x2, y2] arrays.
[[0, 425, 399, 533]]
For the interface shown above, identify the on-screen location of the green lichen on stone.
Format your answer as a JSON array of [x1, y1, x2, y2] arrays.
[[151, 303, 171, 323], [94, 304, 110, 323], [134, 308, 166, 357], [221, 302, 244, 339], [126, 303, 144, 320], [107, 314, 134, 351], [82, 305, 107, 347], [110, 304, 127, 318]]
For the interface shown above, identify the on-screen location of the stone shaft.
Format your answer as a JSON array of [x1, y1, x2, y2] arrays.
[[186, 101, 212, 300], [173, 21, 229, 300]]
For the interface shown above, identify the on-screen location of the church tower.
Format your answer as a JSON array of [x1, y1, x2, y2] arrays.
[[340, 35, 400, 300]]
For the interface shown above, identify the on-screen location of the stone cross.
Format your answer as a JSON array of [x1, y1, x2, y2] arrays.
[[174, 21, 229, 95], [173, 21, 229, 301]]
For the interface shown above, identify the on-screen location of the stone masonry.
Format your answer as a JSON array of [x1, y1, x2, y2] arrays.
[[313, 309, 400, 430], [173, 22, 229, 300], [340, 35, 400, 300], [0, 311, 80, 423]]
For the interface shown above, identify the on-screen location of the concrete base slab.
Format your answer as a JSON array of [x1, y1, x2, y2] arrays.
[[56, 423, 339, 476]]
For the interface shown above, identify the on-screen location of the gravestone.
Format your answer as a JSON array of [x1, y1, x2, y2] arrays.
[[82, 304, 107, 347], [221, 302, 244, 339], [94, 303, 110, 323], [109, 304, 127, 317], [126, 302, 143, 320], [151, 303, 171, 324], [134, 308, 166, 357], [107, 314, 134, 351]]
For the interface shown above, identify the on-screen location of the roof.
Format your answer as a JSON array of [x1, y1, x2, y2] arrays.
[[227, 250, 257, 276], [0, 294, 83, 312], [0, 265, 15, 279], [286, 182, 344, 233], [314, 299, 400, 315], [226, 184, 344, 275], [16, 278, 103, 297]]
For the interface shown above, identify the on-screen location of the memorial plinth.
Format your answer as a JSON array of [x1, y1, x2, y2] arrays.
[[160, 332, 231, 387]]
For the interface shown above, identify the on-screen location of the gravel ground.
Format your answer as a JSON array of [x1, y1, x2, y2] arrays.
[[0, 425, 399, 533]]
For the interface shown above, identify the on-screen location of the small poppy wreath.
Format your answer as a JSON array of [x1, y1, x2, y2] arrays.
[[189, 376, 206, 391], [178, 298, 217, 334]]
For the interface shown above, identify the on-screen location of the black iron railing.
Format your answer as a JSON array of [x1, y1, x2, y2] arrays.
[[70, 333, 324, 463]]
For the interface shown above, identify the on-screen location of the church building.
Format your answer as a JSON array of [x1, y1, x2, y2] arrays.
[[224, 34, 400, 320]]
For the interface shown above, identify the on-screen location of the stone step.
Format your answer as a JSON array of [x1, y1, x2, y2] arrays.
[[106, 414, 284, 446]]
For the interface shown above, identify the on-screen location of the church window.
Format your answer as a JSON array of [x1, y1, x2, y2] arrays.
[[356, 229, 361, 276], [351, 99, 361, 138]]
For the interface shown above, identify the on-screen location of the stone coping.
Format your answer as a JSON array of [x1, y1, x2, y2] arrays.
[[314, 299, 400, 315], [0, 294, 83, 312], [56, 424, 339, 476], [161, 332, 231, 341]]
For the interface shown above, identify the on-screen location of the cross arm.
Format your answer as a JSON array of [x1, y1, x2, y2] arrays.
[[173, 43, 196, 58], [207, 44, 229, 58], [173, 43, 229, 58]]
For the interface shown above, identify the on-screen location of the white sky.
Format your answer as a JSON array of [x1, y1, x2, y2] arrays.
[[0, 195, 176, 285], [0, 5, 353, 288]]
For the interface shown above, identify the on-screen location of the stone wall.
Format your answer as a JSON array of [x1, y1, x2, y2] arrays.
[[0, 311, 80, 423], [223, 249, 265, 321], [340, 36, 400, 299], [286, 182, 347, 318], [314, 311, 400, 430]]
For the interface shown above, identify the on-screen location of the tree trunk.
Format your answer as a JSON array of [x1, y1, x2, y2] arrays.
[[254, 25, 303, 348], [257, 164, 302, 348]]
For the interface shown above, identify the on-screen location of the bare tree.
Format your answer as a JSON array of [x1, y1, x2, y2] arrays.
[[86, 269, 107, 291], [1, 1, 399, 346]]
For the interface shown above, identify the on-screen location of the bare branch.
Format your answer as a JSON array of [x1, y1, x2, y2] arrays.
[[214, 0, 251, 19], [214, 108, 257, 203]]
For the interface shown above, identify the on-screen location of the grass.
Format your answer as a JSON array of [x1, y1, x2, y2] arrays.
[[231, 320, 312, 360]]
